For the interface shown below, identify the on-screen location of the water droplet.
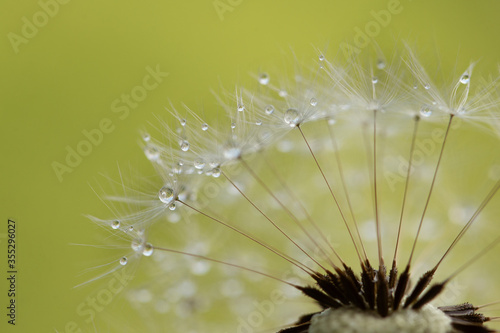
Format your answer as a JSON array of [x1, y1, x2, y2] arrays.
[[180, 140, 190, 152], [424, 83, 431, 90], [255, 119, 262, 126], [194, 160, 205, 169], [224, 147, 241, 160], [372, 77, 378, 84], [111, 220, 120, 230], [142, 133, 151, 142], [159, 186, 175, 204], [201, 123, 208, 131], [420, 105, 432, 117], [212, 167, 221, 178], [376, 59, 386, 69], [142, 243, 154, 256], [279, 90, 287, 98], [284, 108, 300, 127], [180, 119, 186, 127], [237, 104, 245, 112], [144, 146, 160, 160], [119, 257, 128, 266], [265, 105, 274, 115], [128, 226, 134, 232], [309, 98, 317, 106], [168, 203, 176, 211], [319, 54, 325, 61], [258, 73, 269, 85], [328, 118, 336, 126], [460, 74, 470, 84], [231, 122, 236, 129]]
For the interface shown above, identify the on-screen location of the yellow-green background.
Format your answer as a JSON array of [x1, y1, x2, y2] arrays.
[[2, 0, 500, 332]]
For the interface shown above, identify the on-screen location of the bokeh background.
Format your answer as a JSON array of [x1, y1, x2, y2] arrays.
[[2, 0, 500, 332]]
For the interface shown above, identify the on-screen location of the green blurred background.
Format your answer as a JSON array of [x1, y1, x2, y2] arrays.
[[2, 0, 500, 332]]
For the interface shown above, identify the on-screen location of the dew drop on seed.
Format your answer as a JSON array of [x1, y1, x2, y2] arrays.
[[279, 90, 287, 97], [194, 160, 205, 169], [142, 133, 151, 142], [180, 140, 190, 152], [376, 59, 386, 69], [180, 119, 186, 126], [284, 108, 300, 127], [310, 98, 317, 106], [265, 105, 274, 115], [231, 122, 236, 129], [128, 226, 134, 232], [424, 83, 431, 90], [169, 203, 176, 211], [159, 186, 175, 204], [212, 168, 221, 178], [319, 54, 325, 61], [111, 220, 120, 229], [258, 73, 270, 85], [328, 118, 336, 126], [201, 123, 208, 131], [372, 77, 378, 84], [237, 104, 245, 112], [143, 243, 154, 256], [420, 105, 432, 117], [144, 145, 160, 160], [460, 74, 470, 84], [256, 119, 262, 126], [119, 257, 128, 266]]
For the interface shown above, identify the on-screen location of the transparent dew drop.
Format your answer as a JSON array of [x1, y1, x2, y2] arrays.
[[144, 145, 160, 160], [424, 83, 431, 90], [169, 203, 176, 211], [237, 104, 245, 112], [284, 108, 300, 127], [142, 243, 154, 257], [376, 59, 386, 69], [231, 122, 236, 129], [128, 226, 134, 232], [194, 160, 205, 169], [180, 140, 190, 152], [372, 77, 378, 84], [180, 118, 187, 126], [328, 118, 336, 126], [319, 54, 325, 61], [201, 123, 208, 131], [279, 90, 287, 97], [119, 257, 128, 266], [265, 105, 275, 115], [111, 220, 120, 229], [256, 119, 262, 126], [460, 74, 470, 84], [420, 105, 432, 117], [159, 186, 175, 204], [142, 133, 151, 142], [310, 98, 317, 106], [258, 73, 270, 85], [212, 167, 221, 178]]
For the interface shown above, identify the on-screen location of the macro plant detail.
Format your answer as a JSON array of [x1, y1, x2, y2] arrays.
[[87, 45, 500, 333]]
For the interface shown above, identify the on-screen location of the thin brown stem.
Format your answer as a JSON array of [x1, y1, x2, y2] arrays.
[[178, 199, 313, 274], [154, 246, 299, 288], [221, 170, 328, 273], [297, 125, 363, 263], [408, 114, 454, 265]]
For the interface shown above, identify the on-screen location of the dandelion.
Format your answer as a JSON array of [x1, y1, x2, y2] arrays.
[[86, 45, 500, 332]]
